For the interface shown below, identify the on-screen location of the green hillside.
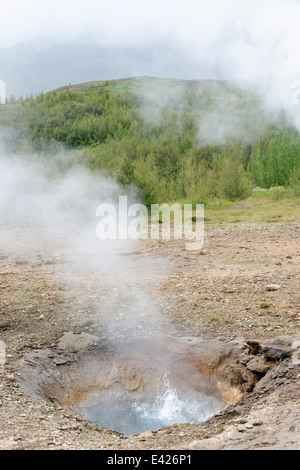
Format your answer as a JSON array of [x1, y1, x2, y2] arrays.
[[1, 76, 300, 206]]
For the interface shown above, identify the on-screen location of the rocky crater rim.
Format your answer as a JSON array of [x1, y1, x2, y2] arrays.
[[17, 332, 300, 429]]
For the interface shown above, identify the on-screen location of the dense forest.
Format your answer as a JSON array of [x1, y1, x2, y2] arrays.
[[1, 77, 300, 205]]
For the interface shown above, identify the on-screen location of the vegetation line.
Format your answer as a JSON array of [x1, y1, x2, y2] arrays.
[[1, 77, 300, 208]]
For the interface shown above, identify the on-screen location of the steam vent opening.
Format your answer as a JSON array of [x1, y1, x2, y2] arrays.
[[18, 333, 247, 436]]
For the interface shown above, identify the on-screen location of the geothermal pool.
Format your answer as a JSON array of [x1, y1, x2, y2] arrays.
[[76, 373, 224, 436], [18, 334, 236, 437]]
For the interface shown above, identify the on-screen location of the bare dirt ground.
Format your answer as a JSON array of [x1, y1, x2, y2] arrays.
[[0, 221, 300, 450]]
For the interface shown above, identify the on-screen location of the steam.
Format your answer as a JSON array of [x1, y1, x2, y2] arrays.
[[0, 153, 114, 230], [137, 79, 277, 146], [0, 131, 171, 341], [2, 0, 300, 132]]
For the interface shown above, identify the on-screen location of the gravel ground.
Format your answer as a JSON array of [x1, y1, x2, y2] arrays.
[[0, 221, 299, 450]]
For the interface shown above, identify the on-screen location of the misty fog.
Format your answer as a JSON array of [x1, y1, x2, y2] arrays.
[[0, 0, 300, 133], [0, 132, 173, 341]]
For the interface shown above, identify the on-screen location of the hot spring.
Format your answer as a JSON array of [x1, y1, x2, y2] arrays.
[[76, 372, 224, 436], [18, 333, 244, 437]]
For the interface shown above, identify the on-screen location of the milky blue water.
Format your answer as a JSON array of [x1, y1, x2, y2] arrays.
[[78, 375, 224, 436]]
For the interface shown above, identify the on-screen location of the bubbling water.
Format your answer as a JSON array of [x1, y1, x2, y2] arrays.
[[133, 375, 222, 431], [78, 374, 224, 436]]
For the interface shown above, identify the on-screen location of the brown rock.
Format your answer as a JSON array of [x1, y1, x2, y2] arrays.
[[227, 363, 259, 391], [246, 356, 271, 374], [246, 340, 263, 354], [238, 354, 254, 365]]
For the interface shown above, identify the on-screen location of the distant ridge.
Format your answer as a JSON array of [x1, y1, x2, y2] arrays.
[[52, 76, 243, 94], [0, 38, 233, 98]]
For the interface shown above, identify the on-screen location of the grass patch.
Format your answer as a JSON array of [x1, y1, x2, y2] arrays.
[[209, 316, 219, 322], [160, 189, 300, 229], [260, 302, 270, 309], [195, 188, 300, 225]]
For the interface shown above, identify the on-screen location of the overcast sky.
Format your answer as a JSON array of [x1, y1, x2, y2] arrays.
[[1, 0, 253, 48], [1, 0, 300, 77], [1, 0, 300, 116]]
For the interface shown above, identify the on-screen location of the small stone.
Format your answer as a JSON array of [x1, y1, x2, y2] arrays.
[[74, 415, 84, 422], [266, 284, 281, 291], [53, 357, 67, 365], [5, 374, 15, 382], [252, 421, 263, 426]]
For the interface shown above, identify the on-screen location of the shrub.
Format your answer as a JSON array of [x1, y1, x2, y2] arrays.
[[217, 156, 253, 201], [289, 165, 300, 196]]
